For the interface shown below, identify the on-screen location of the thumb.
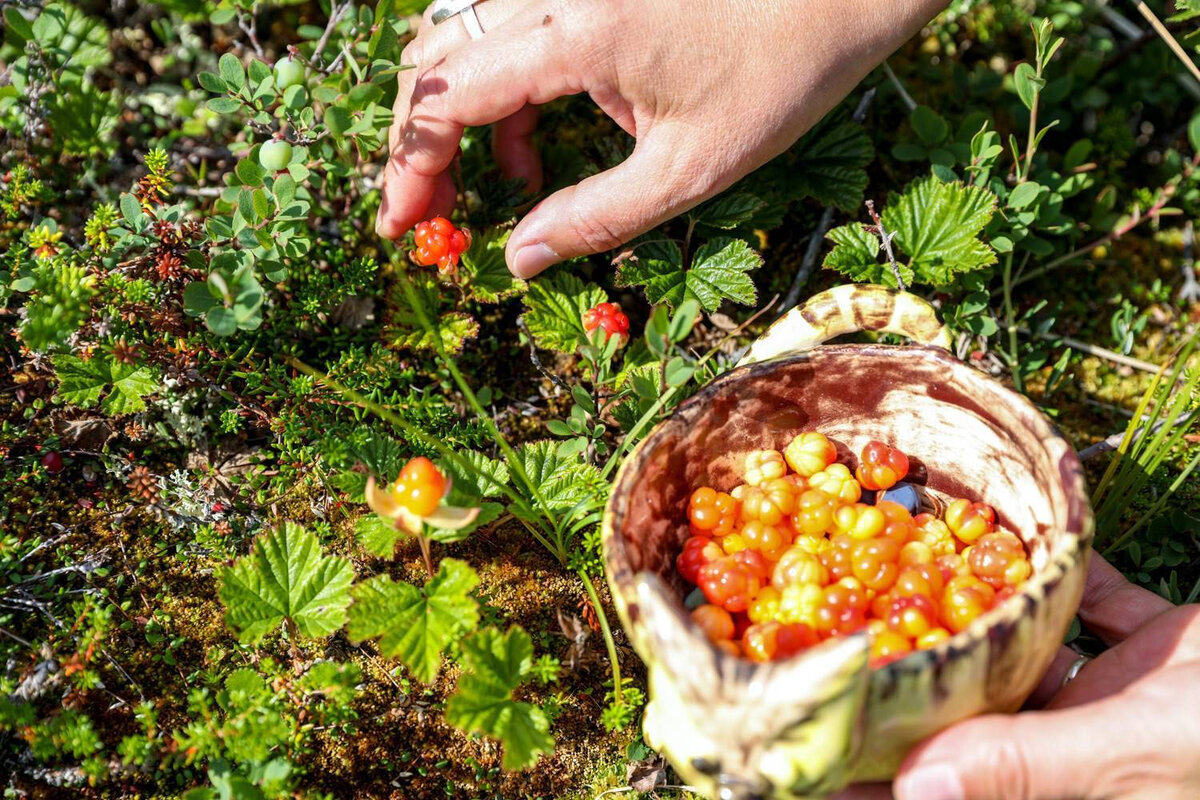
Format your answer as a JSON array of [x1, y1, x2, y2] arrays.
[[894, 700, 1133, 800], [505, 127, 721, 278]]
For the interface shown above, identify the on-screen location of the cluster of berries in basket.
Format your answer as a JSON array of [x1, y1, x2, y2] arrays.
[[676, 433, 1032, 667]]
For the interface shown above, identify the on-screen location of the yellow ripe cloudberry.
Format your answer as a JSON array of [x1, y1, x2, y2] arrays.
[[944, 498, 997, 544], [743, 449, 786, 487], [833, 503, 887, 540], [809, 463, 862, 505], [772, 547, 828, 589], [783, 432, 837, 477]]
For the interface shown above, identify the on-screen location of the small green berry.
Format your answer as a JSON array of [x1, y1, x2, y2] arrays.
[[273, 56, 305, 90], [259, 140, 293, 172]]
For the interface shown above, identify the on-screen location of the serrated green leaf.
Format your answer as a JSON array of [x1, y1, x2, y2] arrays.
[[460, 228, 525, 302], [445, 627, 553, 771], [383, 273, 479, 354], [690, 192, 766, 229], [219, 523, 354, 643], [440, 451, 510, 500], [521, 270, 605, 352], [882, 176, 997, 285], [617, 238, 758, 311], [355, 514, 406, 559], [508, 441, 606, 521], [346, 559, 480, 682], [823, 223, 908, 286], [789, 115, 874, 210], [52, 354, 160, 414]]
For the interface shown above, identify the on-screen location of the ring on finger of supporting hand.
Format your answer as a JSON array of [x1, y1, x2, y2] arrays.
[[430, 0, 486, 39], [1062, 654, 1091, 687]]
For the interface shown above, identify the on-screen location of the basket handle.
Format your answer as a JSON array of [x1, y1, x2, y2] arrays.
[[738, 284, 952, 366]]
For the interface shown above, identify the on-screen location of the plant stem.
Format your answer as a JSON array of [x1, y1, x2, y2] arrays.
[[578, 570, 623, 704], [417, 534, 434, 577], [1002, 251, 1024, 393]]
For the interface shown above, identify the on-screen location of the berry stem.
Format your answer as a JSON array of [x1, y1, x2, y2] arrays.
[[578, 569, 623, 705]]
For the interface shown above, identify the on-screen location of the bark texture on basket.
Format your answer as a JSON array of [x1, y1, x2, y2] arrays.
[[601, 287, 1092, 800]]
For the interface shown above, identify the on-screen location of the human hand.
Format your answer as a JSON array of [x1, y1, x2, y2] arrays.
[[375, 0, 947, 278], [835, 553, 1200, 800]]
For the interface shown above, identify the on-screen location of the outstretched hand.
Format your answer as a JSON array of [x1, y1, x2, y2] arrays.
[[836, 553, 1200, 800], [376, 0, 946, 278]]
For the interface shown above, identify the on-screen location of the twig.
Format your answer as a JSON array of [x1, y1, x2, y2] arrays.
[[594, 786, 701, 798], [780, 88, 876, 312], [517, 316, 571, 394], [1018, 326, 1166, 375], [238, 11, 264, 59], [313, 1, 352, 67], [1079, 408, 1200, 460], [1179, 219, 1200, 303], [1132, 0, 1200, 85], [882, 60, 917, 112], [866, 199, 906, 291]]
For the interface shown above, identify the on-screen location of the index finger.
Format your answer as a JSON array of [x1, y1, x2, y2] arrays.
[[375, 4, 586, 238]]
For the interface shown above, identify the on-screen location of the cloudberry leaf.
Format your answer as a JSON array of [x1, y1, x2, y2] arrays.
[[219, 523, 354, 644], [445, 627, 554, 771], [824, 176, 996, 288], [689, 192, 767, 230], [460, 228, 526, 303], [789, 114, 874, 211], [52, 354, 160, 415], [686, 238, 759, 309], [885, 176, 997, 284], [383, 273, 478, 354], [521, 270, 606, 352], [507, 441, 606, 522], [346, 559, 480, 682], [617, 238, 759, 312]]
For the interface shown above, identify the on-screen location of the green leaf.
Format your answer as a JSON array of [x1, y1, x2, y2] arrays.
[[911, 106, 949, 145], [1013, 62, 1042, 110], [521, 270, 606, 352], [207, 96, 241, 114], [445, 627, 554, 771], [788, 115, 874, 210], [1189, 112, 1200, 155], [883, 176, 997, 285], [52, 354, 160, 414], [120, 193, 145, 230], [689, 192, 766, 229], [620, 238, 758, 311], [508, 441, 606, 520], [197, 71, 227, 93], [325, 106, 352, 137], [383, 274, 478, 354], [355, 515, 406, 559], [823, 223, 904, 286], [5, 8, 35, 41], [440, 451, 510, 500], [347, 559, 480, 682], [218, 523, 354, 644], [1007, 181, 1042, 210], [460, 228, 525, 302], [235, 158, 265, 187], [219, 53, 245, 92]]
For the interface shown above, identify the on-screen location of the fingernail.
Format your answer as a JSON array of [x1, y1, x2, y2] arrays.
[[511, 242, 559, 279], [895, 764, 964, 800]]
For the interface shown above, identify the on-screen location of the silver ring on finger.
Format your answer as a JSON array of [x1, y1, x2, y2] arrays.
[[1062, 654, 1092, 687], [430, 0, 486, 39]]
